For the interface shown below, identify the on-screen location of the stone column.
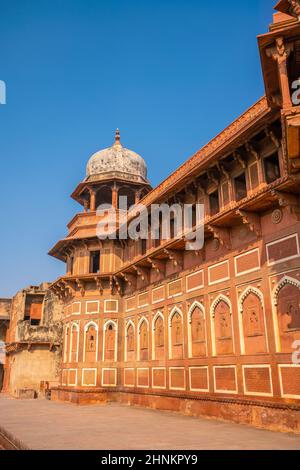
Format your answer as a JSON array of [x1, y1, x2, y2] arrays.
[[135, 189, 141, 206], [83, 199, 89, 213], [112, 184, 118, 209], [266, 37, 293, 109], [90, 189, 96, 212]]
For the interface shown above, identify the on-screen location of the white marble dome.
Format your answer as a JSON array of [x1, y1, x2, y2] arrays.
[[86, 130, 148, 184]]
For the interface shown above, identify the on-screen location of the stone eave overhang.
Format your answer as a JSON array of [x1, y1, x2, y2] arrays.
[[49, 272, 114, 296], [114, 174, 299, 280], [48, 234, 98, 262], [124, 97, 277, 225]]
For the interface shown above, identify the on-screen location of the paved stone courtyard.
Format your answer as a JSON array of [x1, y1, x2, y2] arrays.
[[0, 394, 299, 450]]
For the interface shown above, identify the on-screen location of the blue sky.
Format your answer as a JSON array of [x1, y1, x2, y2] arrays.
[[0, 0, 275, 297]]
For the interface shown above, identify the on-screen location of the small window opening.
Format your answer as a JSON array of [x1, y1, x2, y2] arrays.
[[90, 251, 100, 274], [234, 173, 247, 201], [264, 152, 280, 184], [209, 190, 220, 216]]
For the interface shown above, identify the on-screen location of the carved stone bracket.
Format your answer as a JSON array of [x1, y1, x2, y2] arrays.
[[163, 249, 183, 269], [207, 225, 231, 250], [236, 210, 262, 237], [217, 162, 230, 180], [120, 272, 137, 288], [245, 142, 259, 161], [113, 276, 123, 295], [233, 151, 246, 169], [271, 190, 300, 220], [147, 258, 166, 275], [76, 278, 85, 297], [133, 266, 149, 282], [207, 169, 219, 186], [265, 127, 281, 149], [266, 38, 294, 109], [94, 277, 104, 293]]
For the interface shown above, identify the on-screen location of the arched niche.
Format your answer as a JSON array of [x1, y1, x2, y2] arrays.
[[188, 302, 207, 358], [152, 312, 165, 360]]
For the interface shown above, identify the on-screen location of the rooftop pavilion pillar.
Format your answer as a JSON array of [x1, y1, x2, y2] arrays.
[[112, 184, 118, 209], [266, 37, 293, 109], [135, 189, 141, 205], [83, 199, 89, 213], [90, 188, 96, 212]]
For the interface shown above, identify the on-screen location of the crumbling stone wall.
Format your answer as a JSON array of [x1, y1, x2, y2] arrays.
[[4, 284, 64, 398]]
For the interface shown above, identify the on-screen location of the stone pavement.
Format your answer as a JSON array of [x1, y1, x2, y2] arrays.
[[0, 394, 299, 450]]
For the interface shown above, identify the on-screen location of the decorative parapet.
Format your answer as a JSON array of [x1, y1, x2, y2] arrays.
[[17, 321, 63, 345]]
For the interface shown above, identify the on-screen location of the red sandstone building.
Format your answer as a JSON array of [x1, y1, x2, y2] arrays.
[[3, 0, 300, 434]]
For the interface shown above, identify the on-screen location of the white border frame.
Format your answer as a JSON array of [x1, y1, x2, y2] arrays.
[[213, 365, 238, 395], [152, 286, 165, 304], [137, 368, 150, 389], [208, 260, 230, 286], [278, 364, 300, 399], [82, 368, 97, 387], [104, 299, 119, 313], [138, 292, 149, 309], [242, 365, 273, 397], [124, 368, 135, 388], [85, 300, 100, 315], [234, 248, 260, 277], [169, 367, 186, 391], [125, 296, 136, 312], [189, 366, 209, 392], [71, 301, 81, 315], [167, 279, 183, 299], [152, 367, 167, 390], [68, 368, 78, 387], [186, 270, 204, 293], [266, 233, 300, 267], [102, 368, 117, 387]]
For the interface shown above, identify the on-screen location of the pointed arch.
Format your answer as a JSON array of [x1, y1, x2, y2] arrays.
[[273, 276, 300, 306], [137, 317, 149, 361], [63, 324, 70, 363], [125, 320, 135, 362], [103, 320, 118, 362], [210, 294, 234, 357], [83, 321, 99, 362], [69, 322, 80, 363], [210, 294, 232, 318], [152, 311, 165, 360], [238, 287, 268, 355], [168, 306, 184, 359], [168, 306, 183, 326], [187, 301, 207, 358], [272, 275, 300, 352]]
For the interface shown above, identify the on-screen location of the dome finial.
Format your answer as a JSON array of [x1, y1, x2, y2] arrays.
[[114, 128, 121, 146]]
